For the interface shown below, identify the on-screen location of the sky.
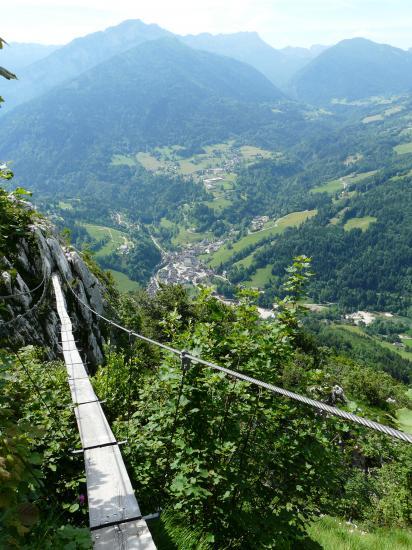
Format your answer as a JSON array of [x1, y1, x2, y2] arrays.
[[3, 0, 412, 49]]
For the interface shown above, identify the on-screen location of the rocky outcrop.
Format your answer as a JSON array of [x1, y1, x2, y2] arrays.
[[0, 220, 106, 365]]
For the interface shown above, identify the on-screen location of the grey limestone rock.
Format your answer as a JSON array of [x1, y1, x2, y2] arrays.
[[1, 223, 106, 365]]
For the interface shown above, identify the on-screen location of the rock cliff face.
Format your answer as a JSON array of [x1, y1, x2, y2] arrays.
[[0, 220, 106, 365]]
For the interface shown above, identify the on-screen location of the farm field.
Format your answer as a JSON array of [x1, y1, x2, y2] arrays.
[[208, 209, 317, 268], [362, 113, 384, 124], [362, 105, 404, 124], [204, 197, 233, 212], [58, 200, 74, 210], [111, 142, 279, 179], [397, 388, 412, 434], [244, 265, 273, 289], [107, 269, 140, 293], [344, 216, 377, 231], [172, 227, 213, 247], [312, 171, 377, 194], [239, 145, 277, 161], [394, 141, 412, 155], [81, 223, 129, 257], [397, 407, 412, 435], [338, 324, 412, 361]]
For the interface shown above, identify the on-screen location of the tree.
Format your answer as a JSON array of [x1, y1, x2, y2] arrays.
[[0, 37, 17, 107]]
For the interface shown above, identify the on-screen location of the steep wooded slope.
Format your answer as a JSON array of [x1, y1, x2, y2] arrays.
[[290, 38, 412, 103], [0, 38, 283, 193]]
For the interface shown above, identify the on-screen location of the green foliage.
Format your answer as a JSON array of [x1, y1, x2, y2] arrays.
[[255, 175, 412, 314], [0, 347, 90, 548], [0, 187, 36, 261], [304, 315, 412, 383], [339, 442, 412, 528], [308, 515, 412, 550], [0, 37, 17, 106], [88, 262, 412, 547], [95, 268, 342, 547], [291, 37, 412, 104]]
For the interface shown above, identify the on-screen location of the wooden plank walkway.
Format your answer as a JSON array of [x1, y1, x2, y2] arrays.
[[52, 274, 157, 549]]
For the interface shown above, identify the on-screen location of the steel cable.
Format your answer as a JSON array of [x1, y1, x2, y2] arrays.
[[0, 271, 46, 300], [0, 274, 48, 327], [61, 272, 412, 444]]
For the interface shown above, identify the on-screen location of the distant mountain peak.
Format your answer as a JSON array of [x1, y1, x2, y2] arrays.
[[290, 37, 412, 103]]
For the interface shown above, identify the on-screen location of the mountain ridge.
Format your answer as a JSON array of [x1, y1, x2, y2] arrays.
[[0, 37, 283, 192], [290, 37, 412, 103]]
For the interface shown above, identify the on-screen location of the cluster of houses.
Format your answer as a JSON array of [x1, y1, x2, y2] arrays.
[[250, 215, 269, 232]]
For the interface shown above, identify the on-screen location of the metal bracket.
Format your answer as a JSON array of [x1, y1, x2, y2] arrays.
[[71, 439, 127, 454], [90, 514, 143, 531], [180, 350, 191, 372]]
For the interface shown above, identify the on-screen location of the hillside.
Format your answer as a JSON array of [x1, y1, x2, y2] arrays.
[[290, 37, 412, 104], [1, 34, 412, 547], [0, 37, 283, 195], [1, 19, 172, 112]]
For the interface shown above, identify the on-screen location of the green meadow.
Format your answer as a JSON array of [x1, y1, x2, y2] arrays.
[[394, 142, 412, 155], [308, 516, 412, 550], [344, 216, 377, 231], [208, 210, 317, 268], [107, 269, 140, 293], [312, 171, 377, 194], [81, 223, 129, 257]]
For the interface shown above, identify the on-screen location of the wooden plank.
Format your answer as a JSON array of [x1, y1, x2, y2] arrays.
[[66, 361, 89, 380], [52, 274, 156, 549], [74, 401, 116, 449], [85, 445, 142, 529], [91, 520, 156, 549], [69, 378, 98, 405]]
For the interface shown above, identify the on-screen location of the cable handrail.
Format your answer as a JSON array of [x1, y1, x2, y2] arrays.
[[0, 274, 48, 328], [0, 271, 46, 300], [62, 273, 412, 444]]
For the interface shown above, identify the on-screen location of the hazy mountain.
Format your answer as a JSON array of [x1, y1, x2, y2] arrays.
[[182, 31, 316, 87], [1, 42, 59, 72], [290, 38, 412, 104], [0, 38, 283, 192], [280, 44, 328, 61], [1, 19, 172, 112]]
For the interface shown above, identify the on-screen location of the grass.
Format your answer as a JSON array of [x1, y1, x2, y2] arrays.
[[394, 142, 412, 155], [82, 223, 128, 257], [239, 145, 274, 161], [172, 227, 213, 247], [159, 217, 175, 229], [111, 154, 137, 167], [312, 178, 343, 194], [362, 105, 404, 123], [136, 152, 162, 171], [362, 114, 384, 124], [107, 269, 140, 293], [58, 201, 73, 210], [308, 516, 412, 549], [208, 210, 317, 268], [397, 407, 412, 434], [204, 197, 232, 212], [244, 265, 273, 289], [312, 171, 377, 195], [233, 250, 260, 268], [344, 216, 377, 232], [377, 339, 412, 361], [338, 324, 412, 361], [329, 207, 349, 225]]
